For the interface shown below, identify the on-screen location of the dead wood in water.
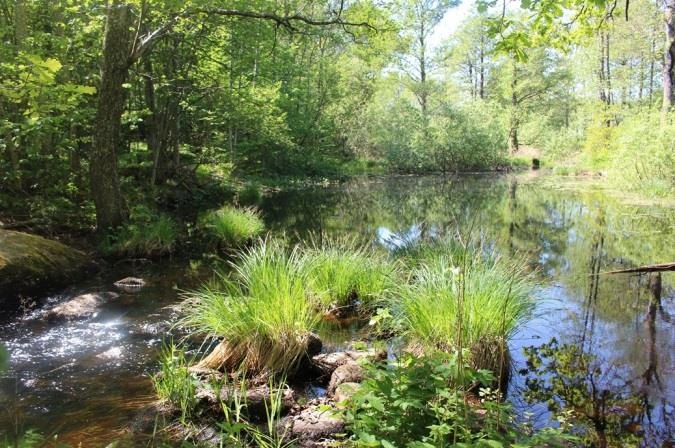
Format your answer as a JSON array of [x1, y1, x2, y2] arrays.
[[594, 262, 675, 275]]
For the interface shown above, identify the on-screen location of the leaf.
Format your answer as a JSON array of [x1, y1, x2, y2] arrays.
[[43, 58, 62, 73]]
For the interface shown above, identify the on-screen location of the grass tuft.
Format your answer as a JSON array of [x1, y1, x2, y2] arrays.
[[200, 205, 265, 248], [302, 235, 397, 313], [181, 239, 320, 375], [398, 240, 536, 374], [101, 213, 178, 257]]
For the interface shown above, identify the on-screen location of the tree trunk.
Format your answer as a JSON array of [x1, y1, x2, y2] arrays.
[[509, 61, 519, 154], [663, 0, 675, 112], [90, 1, 133, 230]]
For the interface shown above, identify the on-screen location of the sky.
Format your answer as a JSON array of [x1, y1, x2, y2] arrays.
[[429, 0, 476, 49]]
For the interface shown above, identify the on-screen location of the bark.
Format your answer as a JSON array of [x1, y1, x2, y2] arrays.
[[509, 62, 519, 154], [90, 1, 133, 229], [663, 0, 675, 112]]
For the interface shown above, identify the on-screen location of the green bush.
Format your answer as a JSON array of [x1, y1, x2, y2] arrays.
[[606, 110, 675, 196], [343, 352, 573, 447], [200, 205, 265, 248]]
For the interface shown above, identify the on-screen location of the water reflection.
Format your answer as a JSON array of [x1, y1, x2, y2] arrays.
[[1, 173, 673, 445]]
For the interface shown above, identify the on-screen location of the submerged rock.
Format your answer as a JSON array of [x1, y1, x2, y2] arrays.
[[0, 230, 89, 305], [45, 292, 119, 321]]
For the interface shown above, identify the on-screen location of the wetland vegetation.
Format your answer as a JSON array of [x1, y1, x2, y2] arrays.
[[1, 0, 674, 447]]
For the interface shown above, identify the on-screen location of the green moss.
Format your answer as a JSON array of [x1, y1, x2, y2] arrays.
[[0, 230, 87, 291]]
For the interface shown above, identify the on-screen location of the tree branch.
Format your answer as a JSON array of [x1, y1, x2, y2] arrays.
[[130, 6, 376, 64]]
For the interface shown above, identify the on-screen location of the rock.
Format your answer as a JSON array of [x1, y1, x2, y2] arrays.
[[113, 277, 146, 292], [332, 382, 360, 403], [45, 292, 119, 321], [0, 230, 90, 306], [196, 383, 296, 421], [311, 349, 385, 379], [327, 363, 364, 396], [278, 401, 345, 446]]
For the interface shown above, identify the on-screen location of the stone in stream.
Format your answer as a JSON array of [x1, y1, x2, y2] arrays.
[[327, 362, 364, 396], [332, 382, 361, 403], [113, 277, 146, 293], [311, 348, 385, 380], [0, 229, 90, 307], [277, 399, 346, 447], [195, 383, 296, 420], [45, 292, 119, 321]]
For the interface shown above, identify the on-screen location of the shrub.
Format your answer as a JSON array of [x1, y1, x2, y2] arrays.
[[181, 240, 320, 375], [200, 205, 265, 248], [398, 247, 536, 374], [343, 352, 573, 447], [302, 236, 397, 314]]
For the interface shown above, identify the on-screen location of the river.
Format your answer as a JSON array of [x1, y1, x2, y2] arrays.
[[1, 173, 673, 446]]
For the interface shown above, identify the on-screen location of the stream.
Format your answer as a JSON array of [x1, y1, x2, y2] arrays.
[[1, 173, 673, 446]]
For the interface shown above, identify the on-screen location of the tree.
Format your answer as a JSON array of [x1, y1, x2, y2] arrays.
[[88, 1, 376, 230]]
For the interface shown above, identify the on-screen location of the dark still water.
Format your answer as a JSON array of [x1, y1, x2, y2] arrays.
[[1, 173, 673, 445]]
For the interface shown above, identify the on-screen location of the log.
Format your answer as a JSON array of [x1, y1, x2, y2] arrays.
[[596, 262, 675, 275]]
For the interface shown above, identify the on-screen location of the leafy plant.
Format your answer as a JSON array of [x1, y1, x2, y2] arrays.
[[342, 352, 572, 447], [100, 206, 178, 257]]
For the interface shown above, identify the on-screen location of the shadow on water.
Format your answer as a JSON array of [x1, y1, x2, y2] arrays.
[[1, 173, 673, 445]]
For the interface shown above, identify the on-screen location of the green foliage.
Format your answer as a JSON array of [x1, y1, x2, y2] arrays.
[[100, 207, 178, 257], [181, 239, 320, 375], [429, 102, 508, 172], [398, 243, 536, 372], [343, 352, 573, 447], [521, 338, 643, 447], [200, 205, 265, 248], [605, 111, 675, 196], [153, 343, 198, 423], [303, 236, 397, 312]]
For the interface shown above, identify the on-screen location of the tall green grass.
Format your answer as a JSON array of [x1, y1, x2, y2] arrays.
[[302, 236, 397, 313], [101, 213, 178, 257], [398, 241, 536, 374], [153, 343, 198, 423], [200, 205, 265, 247], [181, 240, 320, 375]]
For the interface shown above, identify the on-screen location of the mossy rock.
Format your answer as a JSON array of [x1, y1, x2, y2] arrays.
[[0, 230, 89, 303]]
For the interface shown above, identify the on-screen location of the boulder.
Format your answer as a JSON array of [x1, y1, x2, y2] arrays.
[[45, 292, 119, 321], [195, 383, 296, 421], [311, 349, 385, 379], [332, 382, 360, 404], [0, 230, 89, 306], [327, 363, 364, 396], [278, 401, 345, 447]]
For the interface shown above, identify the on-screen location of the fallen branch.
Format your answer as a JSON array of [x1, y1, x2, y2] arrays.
[[595, 262, 675, 275]]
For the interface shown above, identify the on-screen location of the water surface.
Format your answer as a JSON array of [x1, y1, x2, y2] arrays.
[[1, 173, 673, 445]]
